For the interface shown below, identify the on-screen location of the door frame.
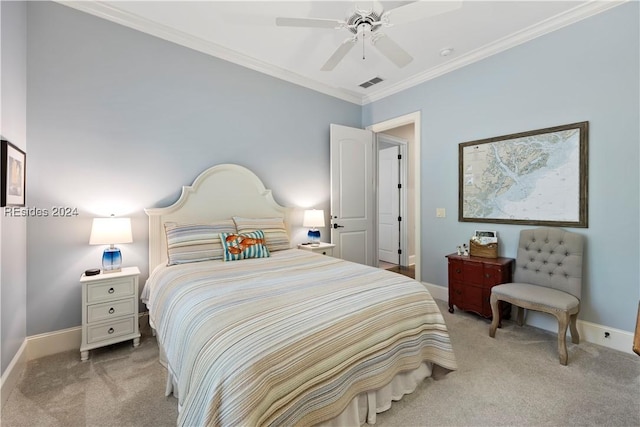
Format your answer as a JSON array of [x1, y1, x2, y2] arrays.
[[367, 111, 421, 282]]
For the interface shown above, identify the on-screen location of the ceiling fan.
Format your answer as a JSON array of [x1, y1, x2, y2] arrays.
[[276, 1, 461, 71]]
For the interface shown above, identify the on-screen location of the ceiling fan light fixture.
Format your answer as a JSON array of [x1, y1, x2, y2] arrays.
[[276, 1, 461, 71]]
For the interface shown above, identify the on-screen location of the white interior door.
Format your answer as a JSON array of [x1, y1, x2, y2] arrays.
[[330, 124, 375, 266], [378, 145, 400, 264]]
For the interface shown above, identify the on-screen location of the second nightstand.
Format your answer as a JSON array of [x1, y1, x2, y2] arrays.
[[80, 266, 141, 361], [297, 242, 335, 257]]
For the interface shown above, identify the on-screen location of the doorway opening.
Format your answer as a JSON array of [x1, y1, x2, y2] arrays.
[[368, 112, 420, 281]]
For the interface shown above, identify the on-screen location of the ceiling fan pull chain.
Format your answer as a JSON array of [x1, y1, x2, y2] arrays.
[[362, 32, 366, 60]]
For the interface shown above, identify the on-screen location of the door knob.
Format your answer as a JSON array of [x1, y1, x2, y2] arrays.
[[332, 223, 344, 229]]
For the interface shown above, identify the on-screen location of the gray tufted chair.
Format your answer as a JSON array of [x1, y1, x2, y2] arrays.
[[489, 227, 584, 365]]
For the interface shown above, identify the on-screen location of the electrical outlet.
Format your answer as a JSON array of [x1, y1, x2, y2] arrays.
[[436, 208, 446, 218]]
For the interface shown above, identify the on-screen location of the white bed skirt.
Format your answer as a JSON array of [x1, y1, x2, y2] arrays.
[[315, 362, 433, 426], [162, 353, 433, 426]]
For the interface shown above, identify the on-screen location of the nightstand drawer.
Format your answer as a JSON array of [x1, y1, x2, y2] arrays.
[[86, 278, 134, 303], [87, 317, 136, 344], [87, 298, 135, 323]]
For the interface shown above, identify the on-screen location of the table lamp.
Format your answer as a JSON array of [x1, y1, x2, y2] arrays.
[[303, 209, 325, 246], [89, 215, 133, 273]]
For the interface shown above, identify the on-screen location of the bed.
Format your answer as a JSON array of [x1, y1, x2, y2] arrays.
[[143, 164, 457, 426]]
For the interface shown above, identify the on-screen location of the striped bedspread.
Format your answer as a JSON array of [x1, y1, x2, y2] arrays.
[[144, 249, 457, 426]]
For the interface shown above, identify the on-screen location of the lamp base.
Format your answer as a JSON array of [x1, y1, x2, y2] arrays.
[[102, 247, 122, 273], [307, 229, 321, 246]]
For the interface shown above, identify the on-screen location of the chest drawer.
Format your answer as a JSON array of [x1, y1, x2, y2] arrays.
[[86, 317, 136, 344], [463, 262, 484, 285], [86, 277, 134, 303], [483, 265, 504, 288], [87, 297, 135, 323], [446, 253, 514, 319]]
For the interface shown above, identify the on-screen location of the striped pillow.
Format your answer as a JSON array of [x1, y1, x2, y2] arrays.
[[220, 230, 270, 261], [164, 220, 236, 265], [233, 217, 290, 252]]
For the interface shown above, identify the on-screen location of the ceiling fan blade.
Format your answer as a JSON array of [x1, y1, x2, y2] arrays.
[[372, 34, 413, 68], [276, 17, 343, 29], [386, 0, 462, 25], [321, 39, 356, 71]]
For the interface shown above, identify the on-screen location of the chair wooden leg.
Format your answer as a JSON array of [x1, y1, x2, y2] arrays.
[[557, 312, 571, 365], [570, 313, 580, 344], [489, 294, 500, 338], [516, 307, 525, 326]]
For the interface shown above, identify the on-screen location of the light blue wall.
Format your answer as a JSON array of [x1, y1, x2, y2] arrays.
[[25, 2, 361, 336], [363, 3, 639, 331], [19, 1, 640, 339], [1, 0, 28, 376]]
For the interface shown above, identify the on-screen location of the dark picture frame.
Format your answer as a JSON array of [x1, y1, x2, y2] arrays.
[[459, 122, 588, 227], [1, 139, 26, 207]]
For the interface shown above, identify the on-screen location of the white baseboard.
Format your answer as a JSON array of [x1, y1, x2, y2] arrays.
[[1, 339, 27, 409], [422, 282, 635, 355], [27, 326, 82, 361], [408, 254, 416, 266]]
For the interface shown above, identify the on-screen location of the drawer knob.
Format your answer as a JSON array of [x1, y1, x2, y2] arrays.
[[108, 327, 115, 334], [108, 287, 115, 294], [108, 307, 115, 314], [456, 269, 461, 274]]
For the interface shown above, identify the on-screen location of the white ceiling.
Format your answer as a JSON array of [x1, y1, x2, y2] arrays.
[[61, 1, 623, 105]]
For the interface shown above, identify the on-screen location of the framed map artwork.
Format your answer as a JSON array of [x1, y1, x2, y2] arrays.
[[459, 122, 588, 227]]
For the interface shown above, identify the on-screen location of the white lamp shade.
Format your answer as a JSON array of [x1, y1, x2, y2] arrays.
[[303, 209, 325, 228], [89, 217, 133, 245]]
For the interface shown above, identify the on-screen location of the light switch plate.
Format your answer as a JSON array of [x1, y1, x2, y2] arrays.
[[436, 208, 446, 218]]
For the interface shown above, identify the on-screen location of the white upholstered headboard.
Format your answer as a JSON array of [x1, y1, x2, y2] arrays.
[[145, 164, 292, 272]]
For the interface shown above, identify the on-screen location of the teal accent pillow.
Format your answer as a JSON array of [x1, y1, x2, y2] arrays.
[[220, 230, 270, 261]]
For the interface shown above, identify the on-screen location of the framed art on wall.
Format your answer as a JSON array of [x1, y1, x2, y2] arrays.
[[2, 139, 26, 207], [459, 121, 588, 227]]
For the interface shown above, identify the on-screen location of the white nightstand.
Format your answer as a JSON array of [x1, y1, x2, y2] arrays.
[[297, 242, 335, 257], [80, 266, 141, 361]]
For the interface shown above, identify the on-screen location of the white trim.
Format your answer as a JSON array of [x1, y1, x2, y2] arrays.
[[1, 339, 27, 409], [56, 1, 625, 106], [362, 1, 626, 104], [56, 1, 362, 105], [424, 282, 636, 355], [368, 112, 421, 281], [27, 326, 82, 361]]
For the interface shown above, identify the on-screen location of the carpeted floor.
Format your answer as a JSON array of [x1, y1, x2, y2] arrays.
[[2, 299, 639, 427]]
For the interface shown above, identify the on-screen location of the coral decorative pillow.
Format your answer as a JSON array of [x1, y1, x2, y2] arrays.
[[220, 230, 270, 261]]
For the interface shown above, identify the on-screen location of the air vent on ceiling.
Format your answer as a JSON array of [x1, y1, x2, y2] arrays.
[[359, 77, 384, 89]]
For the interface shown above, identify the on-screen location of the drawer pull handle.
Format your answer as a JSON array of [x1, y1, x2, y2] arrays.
[[108, 327, 115, 334], [108, 307, 115, 314], [108, 287, 115, 294]]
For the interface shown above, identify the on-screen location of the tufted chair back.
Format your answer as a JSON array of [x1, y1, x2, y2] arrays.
[[514, 227, 584, 300]]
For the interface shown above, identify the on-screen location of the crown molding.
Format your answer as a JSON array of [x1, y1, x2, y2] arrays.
[[57, 1, 624, 107], [56, 1, 363, 105], [362, 0, 626, 104]]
